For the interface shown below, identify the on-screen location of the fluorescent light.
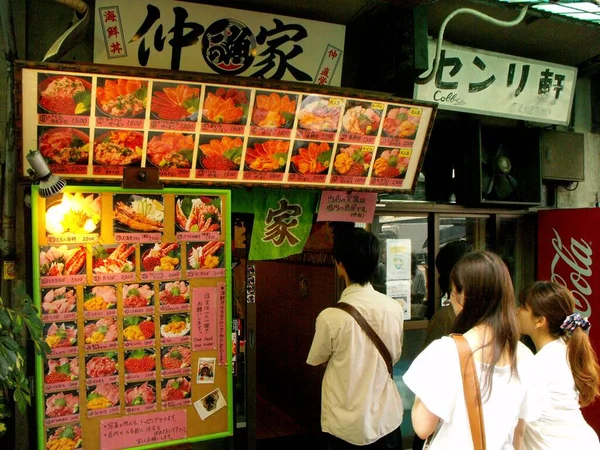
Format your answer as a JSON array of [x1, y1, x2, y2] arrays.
[[561, 12, 600, 19], [569, 2, 600, 13], [534, 5, 576, 14]]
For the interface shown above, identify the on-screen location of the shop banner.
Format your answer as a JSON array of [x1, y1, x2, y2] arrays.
[[94, 0, 345, 86], [248, 189, 317, 260], [537, 208, 599, 433], [414, 40, 577, 125]]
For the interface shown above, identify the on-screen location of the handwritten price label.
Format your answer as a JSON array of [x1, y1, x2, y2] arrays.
[[410, 107, 422, 116], [371, 102, 385, 110], [328, 98, 343, 107]]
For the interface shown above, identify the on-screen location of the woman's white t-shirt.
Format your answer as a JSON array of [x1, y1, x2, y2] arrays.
[[403, 336, 541, 450], [523, 338, 600, 449]]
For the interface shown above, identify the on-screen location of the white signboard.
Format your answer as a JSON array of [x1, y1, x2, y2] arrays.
[[414, 40, 577, 125], [385, 239, 411, 281], [386, 280, 411, 321], [94, 0, 345, 86]]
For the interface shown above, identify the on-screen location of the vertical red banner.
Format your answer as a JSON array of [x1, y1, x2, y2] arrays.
[[537, 208, 599, 432]]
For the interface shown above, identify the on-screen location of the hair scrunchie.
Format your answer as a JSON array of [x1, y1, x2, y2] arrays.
[[560, 312, 591, 335]]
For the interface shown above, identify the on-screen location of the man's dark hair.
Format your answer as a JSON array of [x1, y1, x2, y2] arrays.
[[435, 240, 472, 296], [333, 228, 380, 285]]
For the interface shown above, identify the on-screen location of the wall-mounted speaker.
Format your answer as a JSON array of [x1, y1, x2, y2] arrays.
[[541, 129, 585, 182]]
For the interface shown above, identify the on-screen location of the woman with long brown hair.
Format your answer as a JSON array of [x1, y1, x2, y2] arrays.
[[517, 281, 600, 449], [404, 251, 540, 449]]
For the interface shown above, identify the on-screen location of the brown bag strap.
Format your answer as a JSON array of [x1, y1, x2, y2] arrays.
[[451, 334, 486, 450], [332, 302, 393, 377]]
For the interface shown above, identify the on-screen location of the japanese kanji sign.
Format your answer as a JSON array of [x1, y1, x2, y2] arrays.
[[414, 40, 577, 125], [248, 189, 317, 260], [94, 0, 346, 86]]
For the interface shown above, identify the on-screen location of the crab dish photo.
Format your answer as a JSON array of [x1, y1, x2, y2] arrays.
[[40, 246, 86, 277], [141, 243, 180, 272], [175, 196, 221, 233], [92, 244, 135, 274], [188, 241, 224, 270]]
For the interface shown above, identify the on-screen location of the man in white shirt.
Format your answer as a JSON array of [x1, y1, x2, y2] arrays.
[[307, 228, 404, 449]]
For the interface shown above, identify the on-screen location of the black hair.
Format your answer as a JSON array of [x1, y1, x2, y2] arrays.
[[435, 240, 472, 296], [333, 228, 380, 285]]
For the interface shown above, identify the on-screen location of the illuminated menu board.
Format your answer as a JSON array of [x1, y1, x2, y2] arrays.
[[32, 186, 232, 450], [19, 64, 436, 192]]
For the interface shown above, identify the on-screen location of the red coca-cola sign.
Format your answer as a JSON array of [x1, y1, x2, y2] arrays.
[[537, 208, 599, 431]]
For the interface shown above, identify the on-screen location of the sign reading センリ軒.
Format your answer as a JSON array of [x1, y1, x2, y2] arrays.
[[414, 40, 577, 125], [94, 0, 345, 86]]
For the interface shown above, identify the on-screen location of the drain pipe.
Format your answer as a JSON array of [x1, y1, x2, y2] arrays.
[[0, 0, 16, 301]]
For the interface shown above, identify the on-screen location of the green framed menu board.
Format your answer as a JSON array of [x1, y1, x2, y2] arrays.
[[17, 62, 437, 193], [31, 185, 232, 450]]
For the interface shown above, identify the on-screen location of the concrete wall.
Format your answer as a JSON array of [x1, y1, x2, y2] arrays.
[[557, 77, 600, 208]]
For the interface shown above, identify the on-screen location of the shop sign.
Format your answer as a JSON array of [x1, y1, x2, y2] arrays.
[[316, 191, 377, 223], [537, 208, 599, 432], [414, 40, 577, 125], [94, 0, 345, 86]]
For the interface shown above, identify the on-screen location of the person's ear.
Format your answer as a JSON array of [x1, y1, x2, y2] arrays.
[[535, 316, 547, 330]]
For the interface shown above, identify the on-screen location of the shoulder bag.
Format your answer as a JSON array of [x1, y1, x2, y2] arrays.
[[331, 302, 393, 377], [451, 333, 486, 450]]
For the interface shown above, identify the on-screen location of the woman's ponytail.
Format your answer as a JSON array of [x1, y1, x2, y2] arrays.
[[567, 327, 600, 407]]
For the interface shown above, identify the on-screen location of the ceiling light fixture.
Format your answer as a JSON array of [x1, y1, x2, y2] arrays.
[[26, 150, 66, 198]]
